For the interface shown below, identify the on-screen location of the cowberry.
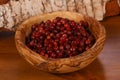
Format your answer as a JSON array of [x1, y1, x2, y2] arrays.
[[26, 17, 95, 58]]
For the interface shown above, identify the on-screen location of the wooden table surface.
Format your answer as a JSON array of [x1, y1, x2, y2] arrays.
[[0, 15, 120, 80]]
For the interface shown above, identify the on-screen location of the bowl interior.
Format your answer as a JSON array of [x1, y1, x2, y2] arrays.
[[16, 11, 105, 60]]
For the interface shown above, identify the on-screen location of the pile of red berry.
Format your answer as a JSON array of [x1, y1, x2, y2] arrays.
[[26, 17, 95, 58]]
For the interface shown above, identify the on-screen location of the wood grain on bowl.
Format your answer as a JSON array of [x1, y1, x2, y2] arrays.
[[15, 11, 106, 73]]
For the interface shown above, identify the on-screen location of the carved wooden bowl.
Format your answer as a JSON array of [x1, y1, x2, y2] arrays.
[[15, 11, 106, 73]]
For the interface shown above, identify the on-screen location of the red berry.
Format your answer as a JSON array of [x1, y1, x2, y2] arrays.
[[26, 17, 95, 58]]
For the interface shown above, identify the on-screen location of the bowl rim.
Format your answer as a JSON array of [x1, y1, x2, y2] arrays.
[[15, 11, 106, 62]]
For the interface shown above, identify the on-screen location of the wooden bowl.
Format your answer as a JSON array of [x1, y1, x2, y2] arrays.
[[15, 11, 106, 73]]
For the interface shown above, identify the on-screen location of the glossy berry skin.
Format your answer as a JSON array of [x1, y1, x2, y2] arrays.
[[26, 17, 95, 58]]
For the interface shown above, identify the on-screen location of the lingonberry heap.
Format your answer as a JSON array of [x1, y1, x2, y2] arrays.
[[26, 17, 95, 58]]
